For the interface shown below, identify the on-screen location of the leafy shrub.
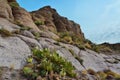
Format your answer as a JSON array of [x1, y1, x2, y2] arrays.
[[91, 45, 99, 52], [9, 2, 19, 8], [22, 48, 76, 79], [20, 26, 31, 31], [58, 32, 73, 44], [76, 44, 86, 50], [96, 70, 120, 80], [34, 20, 44, 26], [33, 32, 40, 39], [0, 28, 12, 37], [97, 71, 107, 80], [90, 44, 112, 53]]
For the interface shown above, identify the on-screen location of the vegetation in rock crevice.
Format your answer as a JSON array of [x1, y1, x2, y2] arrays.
[[0, 28, 12, 37], [22, 48, 76, 80], [87, 69, 120, 80], [9, 2, 19, 8], [34, 20, 44, 26]]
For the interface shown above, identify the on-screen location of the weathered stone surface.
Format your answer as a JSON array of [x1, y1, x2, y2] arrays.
[[56, 48, 85, 71], [40, 31, 59, 40], [0, 36, 31, 69], [12, 5, 40, 32], [0, 68, 25, 80], [18, 35, 42, 49], [80, 50, 109, 72], [60, 43, 81, 55], [0, 0, 14, 21], [39, 37, 58, 51], [101, 54, 120, 74], [20, 30, 35, 38], [0, 18, 20, 32]]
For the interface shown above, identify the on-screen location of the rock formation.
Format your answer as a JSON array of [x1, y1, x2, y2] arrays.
[[31, 6, 84, 40], [0, 0, 14, 21], [0, 0, 120, 80]]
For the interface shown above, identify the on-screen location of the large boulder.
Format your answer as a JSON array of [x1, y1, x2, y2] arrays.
[[0, 18, 20, 32], [8, 0, 40, 32], [12, 7, 40, 32], [80, 50, 109, 72], [0, 0, 14, 21], [0, 36, 31, 69]]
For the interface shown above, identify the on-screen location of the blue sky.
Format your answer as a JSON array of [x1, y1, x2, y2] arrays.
[[17, 0, 120, 44]]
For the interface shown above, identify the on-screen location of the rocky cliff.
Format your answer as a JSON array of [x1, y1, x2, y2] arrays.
[[0, 0, 120, 80]]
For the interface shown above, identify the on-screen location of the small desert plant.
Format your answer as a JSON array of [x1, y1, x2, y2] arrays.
[[95, 70, 120, 80], [0, 28, 12, 37], [20, 26, 31, 31], [22, 48, 76, 79], [33, 32, 40, 39], [97, 71, 107, 80], [91, 44, 99, 52], [9, 2, 19, 8], [34, 20, 44, 26], [76, 44, 86, 50], [58, 32, 73, 44]]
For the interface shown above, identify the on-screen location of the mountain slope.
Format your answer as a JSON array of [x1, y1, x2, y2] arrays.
[[0, 0, 120, 80]]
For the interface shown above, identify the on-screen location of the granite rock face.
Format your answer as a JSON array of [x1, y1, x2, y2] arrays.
[[0, 36, 31, 69]]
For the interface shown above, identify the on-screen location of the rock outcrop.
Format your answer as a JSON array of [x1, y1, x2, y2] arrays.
[[0, 0, 14, 21], [8, 0, 40, 32], [31, 6, 85, 40], [0, 36, 31, 69], [0, 0, 120, 80], [0, 18, 19, 32]]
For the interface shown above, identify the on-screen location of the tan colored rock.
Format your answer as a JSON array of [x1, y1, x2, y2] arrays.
[[0, 0, 14, 21], [40, 31, 59, 40], [0, 18, 20, 33], [31, 6, 56, 32], [12, 7, 40, 32], [31, 6, 85, 40]]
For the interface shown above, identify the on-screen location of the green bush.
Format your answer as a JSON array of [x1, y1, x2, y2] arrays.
[[96, 70, 120, 80], [23, 48, 76, 79], [34, 20, 44, 26], [9, 2, 19, 8], [58, 32, 73, 44], [0, 28, 12, 37]]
